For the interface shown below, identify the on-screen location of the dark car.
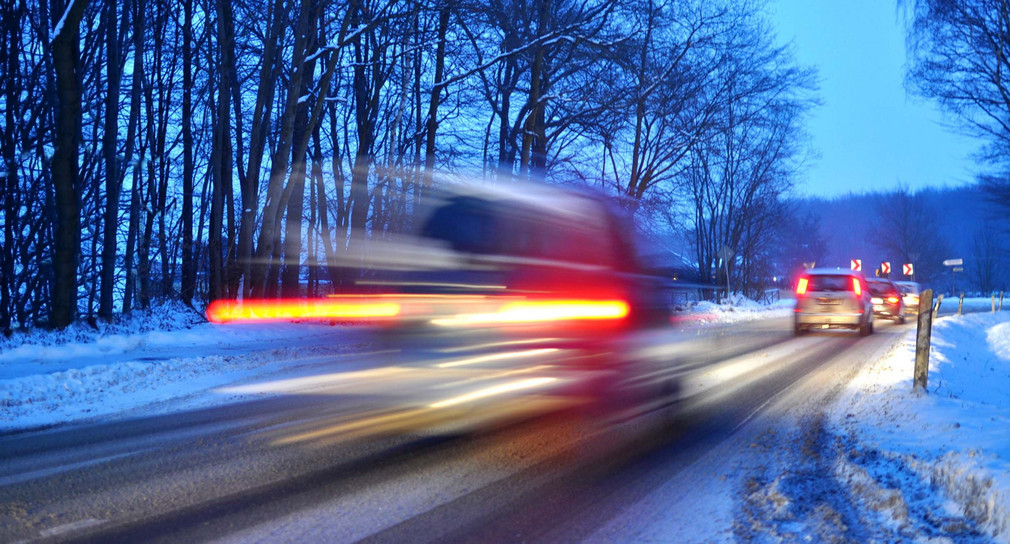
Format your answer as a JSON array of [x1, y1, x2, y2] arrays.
[[793, 268, 874, 336], [866, 278, 906, 324], [895, 281, 922, 316]]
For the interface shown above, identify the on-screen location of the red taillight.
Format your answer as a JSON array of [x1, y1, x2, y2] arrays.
[[796, 277, 809, 295], [206, 298, 401, 324], [852, 278, 862, 297], [430, 299, 630, 327], [887, 295, 900, 303]]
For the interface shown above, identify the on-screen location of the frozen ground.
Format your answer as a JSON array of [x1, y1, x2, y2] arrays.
[[4, 298, 1009, 541], [825, 308, 1010, 542], [0, 298, 789, 431]]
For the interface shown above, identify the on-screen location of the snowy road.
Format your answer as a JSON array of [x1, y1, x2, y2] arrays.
[[0, 315, 955, 543]]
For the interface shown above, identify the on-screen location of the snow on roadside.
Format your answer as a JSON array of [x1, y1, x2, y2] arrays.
[[0, 298, 789, 432], [830, 310, 1010, 542], [677, 294, 795, 325]]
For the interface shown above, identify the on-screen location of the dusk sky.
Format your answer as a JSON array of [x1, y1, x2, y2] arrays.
[[769, 0, 981, 198]]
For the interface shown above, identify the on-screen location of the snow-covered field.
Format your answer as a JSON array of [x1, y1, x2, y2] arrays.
[[829, 307, 1010, 541]]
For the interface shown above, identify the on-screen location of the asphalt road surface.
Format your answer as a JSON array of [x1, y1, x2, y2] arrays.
[[0, 316, 915, 543]]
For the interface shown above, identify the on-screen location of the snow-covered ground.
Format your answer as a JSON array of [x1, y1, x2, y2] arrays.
[[3, 298, 1010, 540], [0, 298, 790, 431], [829, 307, 1010, 541]]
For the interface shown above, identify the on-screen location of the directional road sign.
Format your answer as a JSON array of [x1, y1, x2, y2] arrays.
[[903, 263, 914, 276], [851, 259, 861, 272], [943, 258, 963, 267], [880, 262, 891, 275]]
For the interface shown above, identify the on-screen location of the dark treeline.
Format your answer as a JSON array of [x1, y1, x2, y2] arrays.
[[796, 185, 1010, 294], [0, 0, 817, 331]]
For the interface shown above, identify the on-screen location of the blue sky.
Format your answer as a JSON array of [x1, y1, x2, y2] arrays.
[[769, 0, 980, 198]]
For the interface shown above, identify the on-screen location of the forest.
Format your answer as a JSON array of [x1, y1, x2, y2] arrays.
[[1, 0, 1008, 332], [1, 0, 821, 330]]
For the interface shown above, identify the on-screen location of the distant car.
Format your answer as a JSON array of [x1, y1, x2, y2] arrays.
[[793, 268, 874, 336], [866, 278, 906, 324], [895, 281, 922, 316]]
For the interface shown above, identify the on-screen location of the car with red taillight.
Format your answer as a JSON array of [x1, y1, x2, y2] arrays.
[[895, 281, 922, 316], [793, 268, 874, 336], [866, 278, 906, 324]]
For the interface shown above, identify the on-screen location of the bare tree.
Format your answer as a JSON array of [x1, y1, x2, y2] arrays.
[[50, 0, 90, 328], [869, 185, 950, 284]]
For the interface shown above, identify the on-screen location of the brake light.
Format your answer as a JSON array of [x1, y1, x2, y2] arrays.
[[206, 298, 401, 324], [887, 296, 900, 303], [796, 277, 809, 295], [430, 299, 630, 327], [852, 278, 862, 296]]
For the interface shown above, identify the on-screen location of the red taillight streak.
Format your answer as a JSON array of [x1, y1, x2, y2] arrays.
[[430, 299, 630, 327], [887, 296, 900, 303], [796, 277, 809, 295], [207, 298, 401, 324], [852, 278, 862, 297]]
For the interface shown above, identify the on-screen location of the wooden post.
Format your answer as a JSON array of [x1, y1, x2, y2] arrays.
[[958, 292, 964, 316], [914, 289, 934, 392], [933, 294, 943, 320], [993, 295, 997, 313], [1001, 292, 1004, 311]]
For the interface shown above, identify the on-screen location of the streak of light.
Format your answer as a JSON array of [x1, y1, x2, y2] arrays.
[[435, 348, 560, 369], [428, 377, 559, 409], [430, 300, 629, 327], [207, 298, 401, 323]]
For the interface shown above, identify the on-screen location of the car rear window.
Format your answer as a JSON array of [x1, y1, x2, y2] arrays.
[[897, 284, 919, 294], [807, 275, 851, 292], [867, 281, 894, 296]]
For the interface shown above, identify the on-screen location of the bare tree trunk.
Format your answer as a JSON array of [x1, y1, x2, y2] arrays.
[[50, 0, 89, 328], [422, 2, 451, 198], [121, 0, 144, 314], [251, 0, 314, 297], [179, 0, 195, 305], [520, 0, 549, 176], [280, 7, 319, 297], [235, 0, 284, 298], [98, 0, 121, 321]]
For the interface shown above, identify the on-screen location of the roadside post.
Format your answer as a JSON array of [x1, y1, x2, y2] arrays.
[[933, 294, 943, 319], [958, 292, 964, 316], [914, 289, 934, 392], [1001, 292, 1004, 311], [994, 295, 997, 313]]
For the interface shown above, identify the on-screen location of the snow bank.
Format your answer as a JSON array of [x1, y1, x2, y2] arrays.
[[831, 310, 1010, 541], [677, 294, 794, 325], [0, 297, 789, 431]]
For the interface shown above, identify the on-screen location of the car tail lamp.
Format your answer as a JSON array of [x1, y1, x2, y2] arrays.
[[430, 299, 630, 327], [887, 294, 900, 303], [796, 277, 809, 295], [851, 278, 862, 297], [206, 298, 401, 324]]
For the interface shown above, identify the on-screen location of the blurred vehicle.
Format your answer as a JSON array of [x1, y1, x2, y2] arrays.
[[895, 281, 922, 316], [370, 181, 673, 348], [793, 268, 874, 336], [866, 278, 906, 324], [207, 180, 682, 433]]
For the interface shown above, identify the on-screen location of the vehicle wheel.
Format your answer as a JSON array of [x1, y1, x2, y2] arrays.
[[896, 315, 906, 325], [860, 318, 873, 336], [794, 321, 806, 336]]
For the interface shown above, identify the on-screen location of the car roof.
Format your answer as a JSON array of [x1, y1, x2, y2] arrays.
[[804, 268, 864, 277]]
